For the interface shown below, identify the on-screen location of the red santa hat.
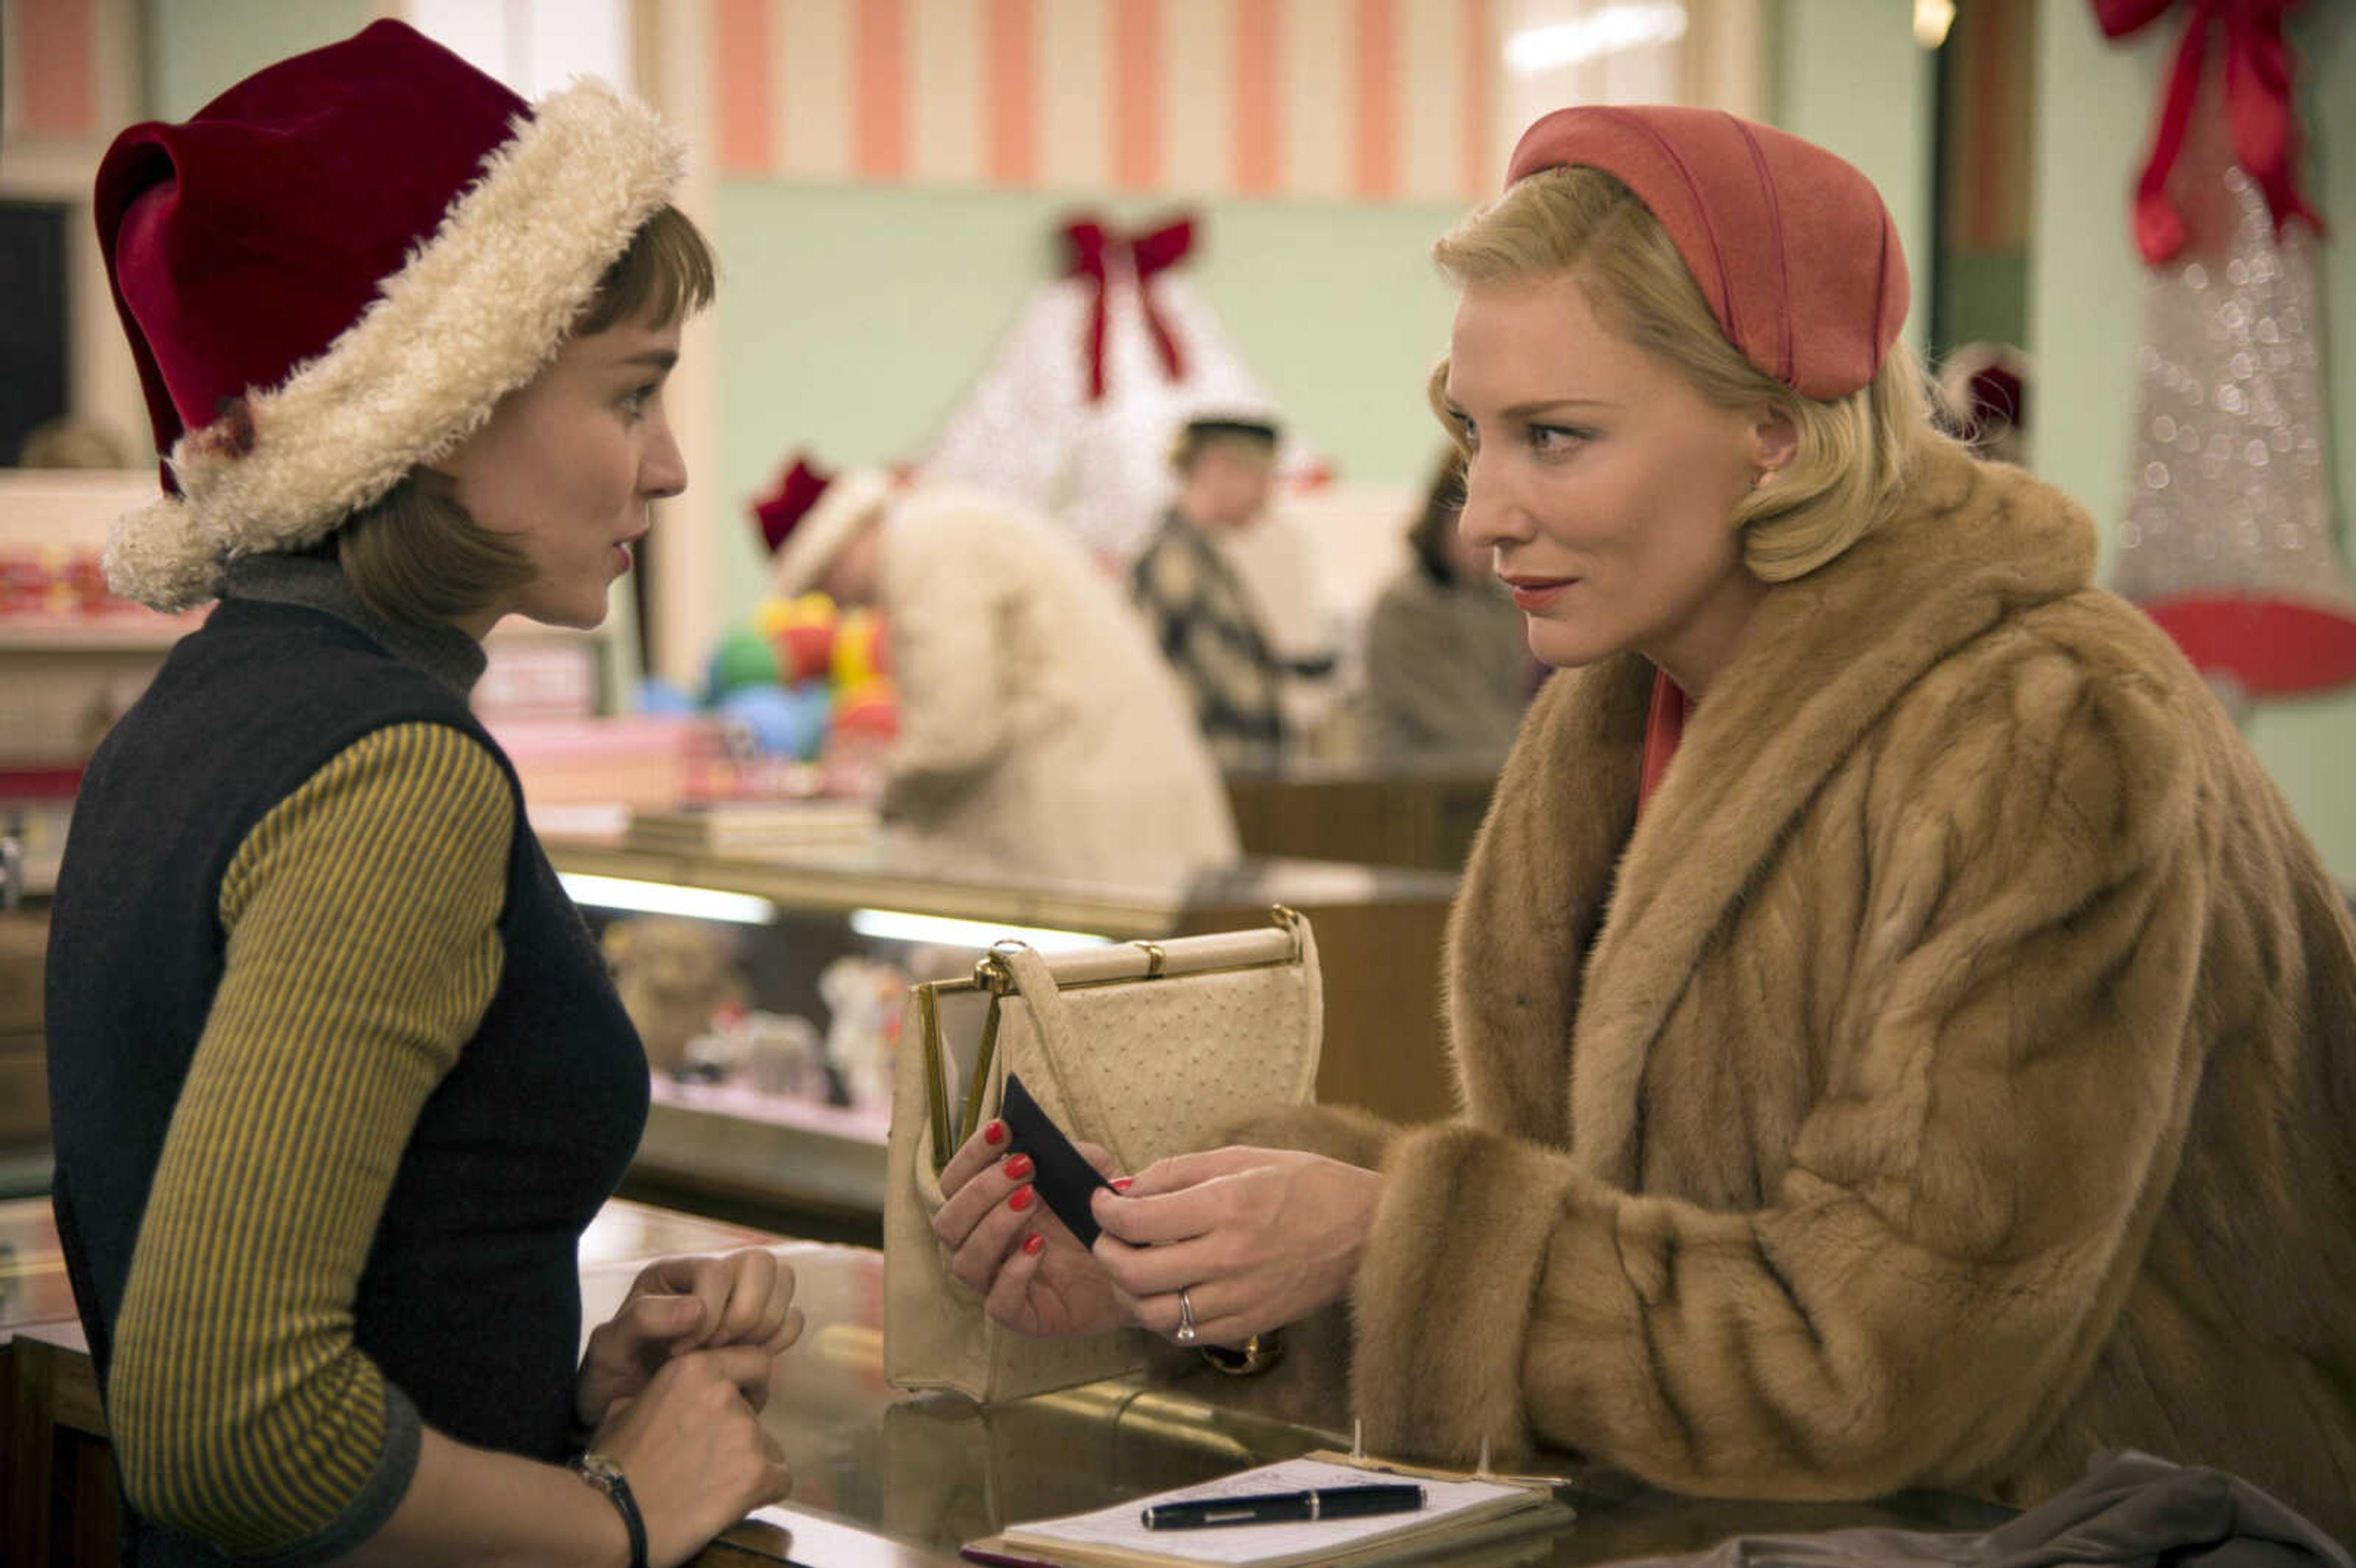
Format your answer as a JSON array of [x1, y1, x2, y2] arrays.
[[753, 454, 894, 597], [1506, 105, 1908, 400], [94, 20, 685, 610]]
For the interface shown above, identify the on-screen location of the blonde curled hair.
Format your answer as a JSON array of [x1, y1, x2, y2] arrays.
[[1429, 165, 1951, 582]]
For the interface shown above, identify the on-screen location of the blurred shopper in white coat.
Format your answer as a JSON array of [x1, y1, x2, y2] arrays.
[[756, 456, 1239, 885]]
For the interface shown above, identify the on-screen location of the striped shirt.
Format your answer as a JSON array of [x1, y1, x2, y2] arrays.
[[106, 721, 510, 1556]]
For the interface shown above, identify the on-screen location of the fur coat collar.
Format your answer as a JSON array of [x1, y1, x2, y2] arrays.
[[1460, 443, 2097, 1171]]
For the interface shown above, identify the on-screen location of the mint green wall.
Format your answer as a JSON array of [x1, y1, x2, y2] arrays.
[[1769, 0, 1935, 353], [143, 0, 375, 120], [709, 185, 1467, 632], [2031, 4, 2356, 878]]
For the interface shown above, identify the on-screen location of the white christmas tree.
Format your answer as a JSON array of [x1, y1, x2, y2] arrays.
[[922, 214, 1328, 566]]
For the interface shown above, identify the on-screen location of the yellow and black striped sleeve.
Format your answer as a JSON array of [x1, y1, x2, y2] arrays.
[[109, 721, 513, 1561]]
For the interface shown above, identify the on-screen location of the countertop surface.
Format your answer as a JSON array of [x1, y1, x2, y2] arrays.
[[4, 1196, 2012, 1566]]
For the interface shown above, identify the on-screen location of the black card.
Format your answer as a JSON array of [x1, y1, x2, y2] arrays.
[[1001, 1072, 1115, 1248]]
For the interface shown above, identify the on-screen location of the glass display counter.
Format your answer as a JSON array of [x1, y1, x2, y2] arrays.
[[542, 828, 1464, 1243], [2, 1196, 2012, 1568]]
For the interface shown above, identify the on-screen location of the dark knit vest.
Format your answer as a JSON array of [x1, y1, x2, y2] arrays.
[[46, 598, 648, 1556]]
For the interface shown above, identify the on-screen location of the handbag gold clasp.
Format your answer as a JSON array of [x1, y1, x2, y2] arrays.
[[972, 938, 1028, 994]]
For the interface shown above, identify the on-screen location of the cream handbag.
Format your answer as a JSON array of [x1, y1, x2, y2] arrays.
[[884, 909, 1323, 1404]]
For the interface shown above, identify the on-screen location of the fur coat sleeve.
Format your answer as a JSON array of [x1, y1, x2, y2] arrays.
[[1331, 446, 2356, 1531]]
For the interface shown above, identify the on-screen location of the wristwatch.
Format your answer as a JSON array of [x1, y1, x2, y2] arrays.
[[570, 1450, 649, 1568]]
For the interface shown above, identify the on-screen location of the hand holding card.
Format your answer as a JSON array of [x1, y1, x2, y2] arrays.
[[1001, 1072, 1117, 1247]]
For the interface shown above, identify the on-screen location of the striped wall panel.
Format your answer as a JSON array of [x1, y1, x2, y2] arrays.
[[711, 0, 1503, 201], [2, 0, 102, 143]]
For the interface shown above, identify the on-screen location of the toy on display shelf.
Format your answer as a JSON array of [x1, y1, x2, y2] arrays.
[[703, 625, 781, 703], [826, 607, 900, 754], [0, 544, 141, 618], [634, 675, 699, 715], [674, 1008, 831, 1098], [830, 604, 891, 686], [734, 1011, 830, 1099], [815, 952, 906, 1112], [829, 677, 899, 743], [686, 591, 900, 788], [599, 915, 750, 1078], [760, 591, 841, 682], [817, 669, 898, 803]]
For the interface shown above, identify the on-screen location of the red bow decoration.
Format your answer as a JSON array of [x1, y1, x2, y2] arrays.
[[2092, 0, 2323, 266], [1061, 213, 1196, 402]]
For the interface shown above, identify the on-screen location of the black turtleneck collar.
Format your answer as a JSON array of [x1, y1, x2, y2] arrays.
[[219, 554, 488, 698]]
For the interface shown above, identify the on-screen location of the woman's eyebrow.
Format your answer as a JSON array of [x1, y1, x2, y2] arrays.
[[1500, 397, 1616, 418]]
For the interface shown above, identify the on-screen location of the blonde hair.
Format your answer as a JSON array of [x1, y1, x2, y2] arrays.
[[1429, 166, 1949, 582], [337, 204, 718, 626]]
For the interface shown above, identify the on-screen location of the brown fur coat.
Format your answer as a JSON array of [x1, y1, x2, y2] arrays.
[[1247, 444, 2356, 1535]]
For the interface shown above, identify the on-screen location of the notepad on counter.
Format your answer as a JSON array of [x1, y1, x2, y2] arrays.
[[962, 1453, 1574, 1568]]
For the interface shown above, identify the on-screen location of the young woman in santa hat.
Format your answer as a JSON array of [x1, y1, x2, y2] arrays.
[[48, 22, 795, 1567], [931, 105, 2356, 1536]]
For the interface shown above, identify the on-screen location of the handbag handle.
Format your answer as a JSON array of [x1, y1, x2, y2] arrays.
[[988, 911, 1315, 1163], [995, 943, 1118, 1148]]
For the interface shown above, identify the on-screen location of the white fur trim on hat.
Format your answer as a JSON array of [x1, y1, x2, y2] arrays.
[[768, 467, 893, 598], [104, 79, 687, 612]]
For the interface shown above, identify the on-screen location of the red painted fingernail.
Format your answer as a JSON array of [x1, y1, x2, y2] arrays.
[[1111, 1177, 1134, 1193], [1010, 1187, 1035, 1213], [1022, 1232, 1045, 1256], [1003, 1154, 1033, 1180], [983, 1120, 1006, 1146]]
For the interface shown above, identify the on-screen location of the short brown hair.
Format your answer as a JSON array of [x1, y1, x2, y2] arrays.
[[1168, 416, 1280, 475], [1407, 448, 1468, 586], [337, 204, 717, 627]]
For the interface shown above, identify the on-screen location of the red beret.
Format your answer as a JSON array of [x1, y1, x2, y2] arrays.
[[1505, 105, 1908, 401]]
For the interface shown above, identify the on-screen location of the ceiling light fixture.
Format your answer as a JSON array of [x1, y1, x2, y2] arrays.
[[1505, 4, 1689, 76]]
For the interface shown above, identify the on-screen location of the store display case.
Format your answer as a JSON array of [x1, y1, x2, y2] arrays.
[[545, 827, 1463, 1243], [1225, 755, 1504, 872]]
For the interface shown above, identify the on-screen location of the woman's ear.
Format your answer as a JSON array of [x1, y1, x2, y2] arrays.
[[1749, 405, 1799, 482]]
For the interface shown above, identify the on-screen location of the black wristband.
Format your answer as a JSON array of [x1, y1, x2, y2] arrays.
[[571, 1451, 649, 1568]]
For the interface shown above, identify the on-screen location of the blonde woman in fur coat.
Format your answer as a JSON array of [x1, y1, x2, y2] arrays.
[[929, 104, 2356, 1538]]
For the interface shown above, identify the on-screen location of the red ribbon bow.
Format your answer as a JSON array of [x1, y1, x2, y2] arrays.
[[2092, 0, 2323, 266], [1061, 213, 1196, 402]]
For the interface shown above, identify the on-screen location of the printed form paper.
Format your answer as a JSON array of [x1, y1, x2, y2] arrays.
[[1004, 1456, 1533, 1564]]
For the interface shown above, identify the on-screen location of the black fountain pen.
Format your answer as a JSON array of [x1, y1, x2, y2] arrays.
[[1141, 1483, 1426, 1530]]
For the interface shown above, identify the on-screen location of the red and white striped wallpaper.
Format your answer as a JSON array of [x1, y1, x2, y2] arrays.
[[0, 0, 1512, 203], [707, 0, 1503, 202], [1, 0, 103, 144]]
